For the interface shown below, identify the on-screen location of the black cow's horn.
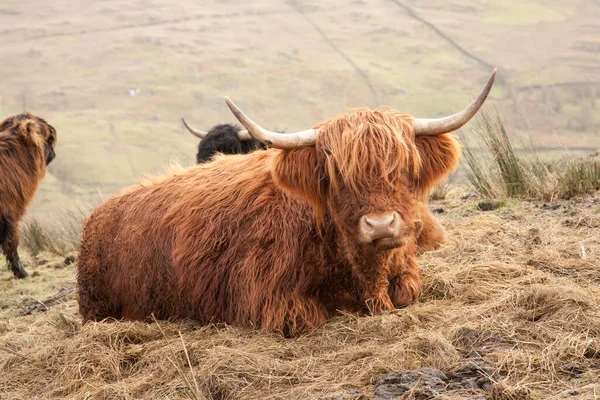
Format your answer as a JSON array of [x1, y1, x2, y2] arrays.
[[182, 117, 254, 141], [182, 118, 208, 139]]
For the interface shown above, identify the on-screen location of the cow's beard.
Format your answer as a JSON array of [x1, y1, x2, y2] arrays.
[[342, 231, 412, 273], [332, 220, 416, 313]]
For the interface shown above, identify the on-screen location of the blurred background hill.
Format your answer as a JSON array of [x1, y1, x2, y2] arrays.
[[0, 0, 598, 217]]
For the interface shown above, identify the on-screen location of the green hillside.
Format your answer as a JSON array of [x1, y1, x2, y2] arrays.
[[0, 0, 597, 217]]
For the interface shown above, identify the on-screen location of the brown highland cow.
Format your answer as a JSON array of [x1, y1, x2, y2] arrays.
[[183, 119, 446, 251], [78, 70, 496, 335], [0, 113, 57, 278]]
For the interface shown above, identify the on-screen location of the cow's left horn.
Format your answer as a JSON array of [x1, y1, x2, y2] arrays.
[[181, 118, 207, 139], [225, 97, 317, 149], [411, 68, 497, 136]]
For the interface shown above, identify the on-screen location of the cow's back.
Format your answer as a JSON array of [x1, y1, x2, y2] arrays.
[[77, 179, 181, 321], [77, 150, 325, 326]]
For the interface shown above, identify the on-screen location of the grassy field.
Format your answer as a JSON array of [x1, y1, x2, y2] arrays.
[[1, 195, 599, 399], [1, 1, 600, 398], [0, 0, 598, 217]]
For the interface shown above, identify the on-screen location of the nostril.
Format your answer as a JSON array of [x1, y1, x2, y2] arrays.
[[388, 213, 397, 230], [361, 216, 374, 232]]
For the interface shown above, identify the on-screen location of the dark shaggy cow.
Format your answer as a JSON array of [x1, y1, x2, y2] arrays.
[[181, 119, 265, 163], [79, 70, 495, 335], [0, 113, 57, 278]]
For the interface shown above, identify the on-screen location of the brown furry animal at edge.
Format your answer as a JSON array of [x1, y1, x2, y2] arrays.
[[0, 113, 57, 278], [77, 108, 459, 336], [415, 201, 448, 255]]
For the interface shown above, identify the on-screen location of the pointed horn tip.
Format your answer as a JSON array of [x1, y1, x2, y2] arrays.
[[181, 117, 208, 138], [223, 96, 317, 149], [224, 97, 247, 126], [411, 68, 498, 136], [480, 68, 497, 98], [224, 96, 240, 114]]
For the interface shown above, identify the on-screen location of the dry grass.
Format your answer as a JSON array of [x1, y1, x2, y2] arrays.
[[1, 195, 599, 399], [19, 206, 89, 258], [429, 174, 454, 201], [461, 109, 600, 201]]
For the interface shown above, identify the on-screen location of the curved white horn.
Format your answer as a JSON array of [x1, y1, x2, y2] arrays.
[[225, 97, 317, 149], [181, 118, 207, 139], [411, 68, 497, 136]]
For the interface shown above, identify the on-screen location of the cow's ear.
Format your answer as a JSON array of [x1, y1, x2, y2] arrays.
[[412, 134, 460, 196], [273, 147, 327, 218], [16, 119, 42, 145]]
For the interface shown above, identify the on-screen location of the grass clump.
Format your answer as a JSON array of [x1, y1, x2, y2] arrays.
[[430, 174, 454, 201], [20, 208, 86, 257], [461, 109, 600, 200], [555, 158, 600, 199], [21, 219, 62, 257]]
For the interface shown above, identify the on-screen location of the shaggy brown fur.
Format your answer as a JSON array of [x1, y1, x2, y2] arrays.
[[77, 108, 459, 335], [0, 113, 57, 278], [415, 202, 448, 255], [411, 128, 458, 255]]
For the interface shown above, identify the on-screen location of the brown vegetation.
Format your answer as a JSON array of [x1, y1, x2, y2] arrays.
[[462, 110, 600, 201], [1, 195, 599, 399]]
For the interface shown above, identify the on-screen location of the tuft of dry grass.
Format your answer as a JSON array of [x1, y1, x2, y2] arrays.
[[461, 109, 600, 201], [1, 196, 599, 399], [429, 174, 454, 201], [555, 158, 600, 200], [20, 207, 87, 257]]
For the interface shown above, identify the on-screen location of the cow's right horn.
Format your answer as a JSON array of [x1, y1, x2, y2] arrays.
[[225, 97, 317, 149], [411, 68, 497, 136], [181, 118, 207, 139]]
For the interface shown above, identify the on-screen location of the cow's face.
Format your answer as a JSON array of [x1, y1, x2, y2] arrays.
[[0, 113, 57, 165], [321, 110, 424, 253], [226, 69, 494, 261], [275, 109, 435, 258], [38, 117, 57, 165]]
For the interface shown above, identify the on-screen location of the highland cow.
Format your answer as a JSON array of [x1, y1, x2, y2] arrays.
[[182, 120, 448, 252], [181, 119, 265, 164], [0, 113, 57, 278], [78, 70, 496, 335]]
